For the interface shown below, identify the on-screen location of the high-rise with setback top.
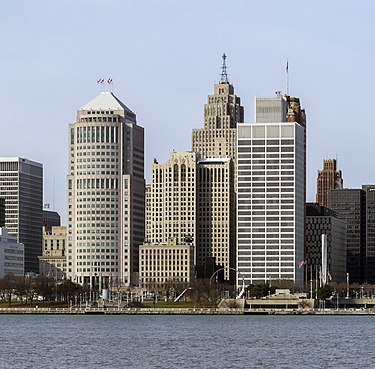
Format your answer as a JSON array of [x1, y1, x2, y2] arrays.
[[67, 91, 144, 288], [316, 159, 343, 208], [192, 54, 244, 186], [191, 55, 242, 281]]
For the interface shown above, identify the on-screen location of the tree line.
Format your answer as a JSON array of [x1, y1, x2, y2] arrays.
[[0, 274, 85, 307]]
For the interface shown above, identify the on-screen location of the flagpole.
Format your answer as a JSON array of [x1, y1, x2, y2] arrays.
[[315, 265, 318, 299], [286, 59, 289, 95]]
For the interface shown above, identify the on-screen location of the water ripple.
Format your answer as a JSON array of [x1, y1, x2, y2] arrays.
[[0, 315, 374, 369]]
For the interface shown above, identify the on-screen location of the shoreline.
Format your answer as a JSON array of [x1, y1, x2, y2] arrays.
[[0, 307, 374, 315]]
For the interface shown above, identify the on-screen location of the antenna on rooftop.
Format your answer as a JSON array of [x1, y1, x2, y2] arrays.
[[220, 53, 228, 83], [53, 176, 55, 210]]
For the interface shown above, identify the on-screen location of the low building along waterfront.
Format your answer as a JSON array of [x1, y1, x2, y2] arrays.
[[0, 227, 24, 277]]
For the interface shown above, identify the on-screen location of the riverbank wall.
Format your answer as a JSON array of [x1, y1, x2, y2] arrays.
[[0, 307, 374, 315]]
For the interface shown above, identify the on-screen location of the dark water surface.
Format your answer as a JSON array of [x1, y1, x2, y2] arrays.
[[0, 314, 373, 369]]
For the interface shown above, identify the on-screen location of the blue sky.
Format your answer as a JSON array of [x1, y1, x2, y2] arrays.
[[1, 0, 375, 223]]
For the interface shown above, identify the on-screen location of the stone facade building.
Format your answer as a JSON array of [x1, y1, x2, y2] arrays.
[[39, 226, 67, 280], [192, 54, 244, 186], [66, 91, 145, 288], [149, 151, 197, 247], [316, 159, 343, 208], [139, 238, 194, 287], [197, 158, 235, 280]]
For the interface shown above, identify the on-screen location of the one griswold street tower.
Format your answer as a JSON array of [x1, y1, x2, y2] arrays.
[[192, 55, 244, 281], [192, 54, 244, 187], [67, 91, 145, 289]]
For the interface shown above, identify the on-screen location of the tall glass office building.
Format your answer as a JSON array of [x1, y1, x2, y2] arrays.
[[0, 157, 43, 273]]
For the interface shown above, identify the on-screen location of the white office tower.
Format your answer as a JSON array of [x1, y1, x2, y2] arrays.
[[237, 95, 306, 287], [67, 92, 145, 288]]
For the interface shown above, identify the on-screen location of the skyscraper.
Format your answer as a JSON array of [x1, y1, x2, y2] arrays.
[[362, 185, 375, 283], [316, 159, 343, 208], [237, 95, 306, 287], [192, 54, 244, 184], [147, 151, 235, 281], [191, 55, 242, 281], [197, 158, 235, 280], [43, 209, 61, 233], [305, 203, 346, 283], [0, 198, 4, 227], [330, 189, 366, 284], [149, 151, 197, 247], [0, 157, 43, 273], [67, 91, 144, 288]]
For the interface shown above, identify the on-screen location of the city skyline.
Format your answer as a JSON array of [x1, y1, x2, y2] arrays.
[[2, 1, 375, 223]]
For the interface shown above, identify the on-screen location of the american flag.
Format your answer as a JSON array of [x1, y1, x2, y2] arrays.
[[97, 78, 104, 84], [107, 78, 113, 84], [298, 260, 306, 268]]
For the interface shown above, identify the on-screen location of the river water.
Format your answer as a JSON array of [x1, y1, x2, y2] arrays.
[[0, 314, 373, 369]]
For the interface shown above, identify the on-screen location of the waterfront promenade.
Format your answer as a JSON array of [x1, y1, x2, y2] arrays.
[[1, 306, 375, 315]]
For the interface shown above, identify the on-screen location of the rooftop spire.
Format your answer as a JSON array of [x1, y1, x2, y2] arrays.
[[220, 53, 228, 83]]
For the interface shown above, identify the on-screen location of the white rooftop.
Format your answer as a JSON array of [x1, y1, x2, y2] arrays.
[[0, 157, 43, 167], [80, 92, 133, 113], [197, 157, 231, 164]]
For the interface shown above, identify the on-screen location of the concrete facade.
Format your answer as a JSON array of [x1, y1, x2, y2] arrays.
[[237, 95, 306, 287], [139, 239, 195, 287], [197, 158, 235, 280], [67, 92, 145, 288], [0, 157, 43, 273], [190, 58, 241, 281], [145, 183, 152, 244], [192, 71, 244, 187], [39, 226, 67, 280], [0, 227, 24, 277], [149, 151, 197, 247]]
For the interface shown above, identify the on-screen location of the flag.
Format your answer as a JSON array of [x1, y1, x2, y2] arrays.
[[298, 260, 306, 268], [97, 78, 104, 84], [108, 78, 113, 84], [286, 60, 289, 72]]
